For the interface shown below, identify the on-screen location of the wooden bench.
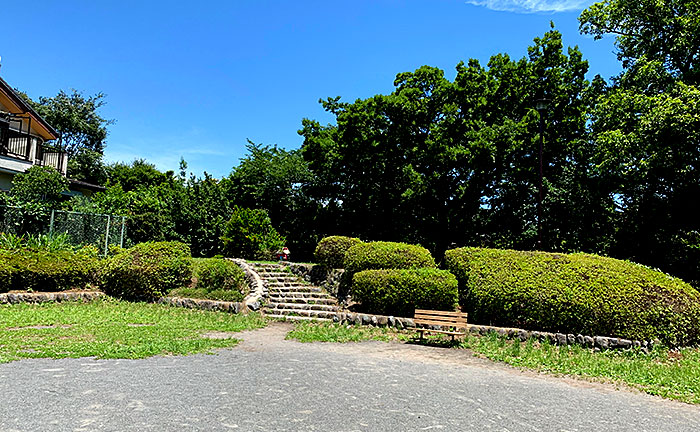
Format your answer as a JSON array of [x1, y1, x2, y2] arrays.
[[411, 309, 468, 341]]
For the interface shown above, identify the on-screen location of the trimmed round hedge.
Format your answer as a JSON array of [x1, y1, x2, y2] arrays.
[[352, 268, 458, 317], [193, 258, 246, 293], [0, 247, 99, 292], [101, 241, 193, 300], [314, 236, 363, 268], [444, 247, 700, 346], [344, 241, 436, 275]]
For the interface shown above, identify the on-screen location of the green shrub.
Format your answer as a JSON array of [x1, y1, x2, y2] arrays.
[[352, 268, 458, 317], [221, 206, 285, 260], [315, 236, 362, 268], [0, 260, 13, 292], [170, 258, 247, 302], [100, 241, 192, 300], [444, 247, 700, 346], [344, 241, 436, 275], [10, 165, 69, 207], [194, 258, 245, 291], [0, 247, 99, 292]]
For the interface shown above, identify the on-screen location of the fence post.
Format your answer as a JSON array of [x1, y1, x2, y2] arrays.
[[119, 216, 125, 248], [104, 215, 111, 257], [49, 210, 55, 234]]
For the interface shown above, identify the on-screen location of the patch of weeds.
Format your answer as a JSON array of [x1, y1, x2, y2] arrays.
[[287, 322, 411, 343]]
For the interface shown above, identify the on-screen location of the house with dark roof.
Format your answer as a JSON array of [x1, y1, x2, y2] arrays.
[[0, 75, 67, 191]]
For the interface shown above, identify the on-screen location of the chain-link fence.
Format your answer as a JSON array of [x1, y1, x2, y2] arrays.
[[0, 205, 127, 255]]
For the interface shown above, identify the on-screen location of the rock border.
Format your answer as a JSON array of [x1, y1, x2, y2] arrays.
[[332, 311, 657, 351], [230, 258, 266, 312], [464, 323, 659, 352], [333, 311, 415, 329], [0, 291, 104, 304]]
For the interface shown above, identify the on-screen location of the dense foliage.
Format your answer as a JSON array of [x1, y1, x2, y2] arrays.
[[17, 88, 112, 185], [343, 241, 436, 275], [227, 141, 317, 258], [220, 206, 285, 260], [300, 28, 592, 255], [314, 236, 362, 268], [0, 247, 99, 292], [352, 268, 458, 317], [444, 247, 700, 346], [100, 241, 192, 300], [10, 166, 68, 207]]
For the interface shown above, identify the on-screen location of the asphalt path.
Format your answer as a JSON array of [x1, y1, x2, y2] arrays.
[[1, 322, 699, 431]]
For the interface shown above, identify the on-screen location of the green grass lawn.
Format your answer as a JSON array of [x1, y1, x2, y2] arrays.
[[0, 298, 267, 363], [287, 322, 700, 404]]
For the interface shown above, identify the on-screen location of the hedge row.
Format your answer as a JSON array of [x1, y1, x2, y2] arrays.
[[444, 247, 700, 346], [344, 241, 436, 275], [0, 247, 100, 292], [352, 268, 458, 317], [314, 236, 362, 268]]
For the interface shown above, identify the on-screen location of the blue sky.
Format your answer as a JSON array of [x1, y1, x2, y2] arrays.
[[1, 0, 618, 178]]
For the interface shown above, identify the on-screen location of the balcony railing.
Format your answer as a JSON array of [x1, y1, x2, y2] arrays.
[[0, 130, 67, 175], [36, 150, 67, 174]]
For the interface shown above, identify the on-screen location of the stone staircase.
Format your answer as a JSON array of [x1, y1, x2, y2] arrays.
[[251, 262, 340, 321]]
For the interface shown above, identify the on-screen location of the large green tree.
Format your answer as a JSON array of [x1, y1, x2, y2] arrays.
[[581, 0, 700, 285], [18, 89, 113, 185], [300, 29, 597, 256], [579, 0, 700, 87]]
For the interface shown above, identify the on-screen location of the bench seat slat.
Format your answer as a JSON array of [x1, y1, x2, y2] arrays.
[[414, 318, 467, 328], [414, 315, 467, 322], [414, 328, 465, 336]]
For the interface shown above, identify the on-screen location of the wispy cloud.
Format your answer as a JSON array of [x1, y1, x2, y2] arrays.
[[465, 0, 590, 13]]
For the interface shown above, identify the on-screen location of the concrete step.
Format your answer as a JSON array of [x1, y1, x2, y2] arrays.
[[264, 314, 333, 322], [267, 285, 322, 293], [260, 274, 295, 279], [268, 296, 338, 305], [263, 308, 338, 319], [267, 302, 339, 312], [268, 291, 333, 299], [266, 278, 309, 284]]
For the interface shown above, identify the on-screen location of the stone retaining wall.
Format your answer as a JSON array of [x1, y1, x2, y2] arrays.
[[464, 323, 659, 351], [0, 291, 104, 304], [333, 311, 415, 329], [230, 258, 266, 311]]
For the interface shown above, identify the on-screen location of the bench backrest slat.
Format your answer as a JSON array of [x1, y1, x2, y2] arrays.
[[414, 309, 467, 329]]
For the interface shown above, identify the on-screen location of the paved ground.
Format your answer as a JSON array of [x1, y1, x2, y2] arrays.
[[1, 322, 699, 431]]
